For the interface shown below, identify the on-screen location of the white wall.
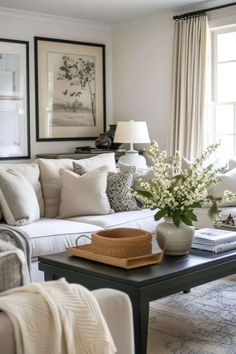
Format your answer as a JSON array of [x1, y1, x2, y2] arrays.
[[2, 5, 235, 162], [112, 16, 174, 150], [111, 7, 236, 152], [0, 8, 113, 161], [208, 6, 236, 29]]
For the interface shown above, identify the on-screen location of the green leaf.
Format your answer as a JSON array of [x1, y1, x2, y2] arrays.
[[185, 210, 198, 221], [154, 209, 167, 221], [135, 190, 154, 199], [173, 211, 181, 227], [172, 174, 184, 187], [209, 201, 220, 219], [207, 194, 215, 201], [181, 214, 193, 226], [189, 202, 202, 209]]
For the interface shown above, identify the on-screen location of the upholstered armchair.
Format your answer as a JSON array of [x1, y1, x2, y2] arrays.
[[0, 240, 134, 354]]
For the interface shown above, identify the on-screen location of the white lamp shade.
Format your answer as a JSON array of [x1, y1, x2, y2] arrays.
[[113, 120, 150, 144]]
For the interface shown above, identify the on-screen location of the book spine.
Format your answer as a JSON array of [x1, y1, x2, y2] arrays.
[[192, 240, 236, 253], [191, 244, 214, 251], [213, 236, 236, 246], [194, 235, 236, 246], [213, 240, 236, 253]]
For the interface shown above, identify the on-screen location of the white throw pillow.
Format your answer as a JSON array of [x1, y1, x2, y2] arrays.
[[182, 156, 191, 169], [0, 163, 44, 217], [210, 168, 236, 206], [78, 153, 117, 173], [59, 166, 113, 218], [228, 157, 236, 171], [37, 153, 116, 218], [0, 169, 40, 226]]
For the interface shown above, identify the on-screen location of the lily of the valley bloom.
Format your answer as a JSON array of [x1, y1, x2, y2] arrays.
[[134, 141, 235, 227]]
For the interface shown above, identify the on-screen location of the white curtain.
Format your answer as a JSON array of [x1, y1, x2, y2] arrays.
[[169, 15, 208, 160]]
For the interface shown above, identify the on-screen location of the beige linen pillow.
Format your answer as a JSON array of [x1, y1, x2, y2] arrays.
[[59, 166, 113, 218], [37, 153, 116, 218], [73, 162, 139, 212], [0, 169, 40, 226]]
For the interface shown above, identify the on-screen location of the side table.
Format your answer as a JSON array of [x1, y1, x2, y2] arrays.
[[36, 150, 120, 160], [36, 149, 145, 163]]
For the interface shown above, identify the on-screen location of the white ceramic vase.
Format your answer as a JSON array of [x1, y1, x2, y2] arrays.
[[156, 217, 195, 256]]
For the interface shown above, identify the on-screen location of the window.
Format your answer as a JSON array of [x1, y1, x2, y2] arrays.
[[0, 39, 30, 159], [210, 27, 236, 162]]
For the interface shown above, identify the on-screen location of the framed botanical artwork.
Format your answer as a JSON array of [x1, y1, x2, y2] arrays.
[[0, 38, 30, 159], [34, 37, 106, 141]]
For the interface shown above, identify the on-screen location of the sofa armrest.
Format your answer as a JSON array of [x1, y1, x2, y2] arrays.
[[0, 311, 15, 354], [93, 288, 134, 354]]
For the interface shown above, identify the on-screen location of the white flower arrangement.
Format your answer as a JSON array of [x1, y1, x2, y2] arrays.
[[134, 141, 235, 227]]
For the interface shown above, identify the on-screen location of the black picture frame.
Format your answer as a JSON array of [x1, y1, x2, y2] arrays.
[[0, 38, 30, 160], [34, 36, 106, 141]]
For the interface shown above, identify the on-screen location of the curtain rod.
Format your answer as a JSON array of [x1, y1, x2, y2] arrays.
[[173, 2, 236, 20]]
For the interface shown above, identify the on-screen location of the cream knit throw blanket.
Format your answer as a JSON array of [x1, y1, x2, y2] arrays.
[[0, 278, 116, 354]]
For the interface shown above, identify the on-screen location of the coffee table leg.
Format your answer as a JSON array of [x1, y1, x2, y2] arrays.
[[130, 296, 149, 354], [183, 289, 191, 294]]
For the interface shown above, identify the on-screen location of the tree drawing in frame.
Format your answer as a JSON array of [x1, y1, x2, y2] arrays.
[[35, 37, 106, 141], [49, 52, 96, 128]]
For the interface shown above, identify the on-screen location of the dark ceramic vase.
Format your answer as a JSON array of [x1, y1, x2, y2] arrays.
[[106, 124, 121, 150], [95, 133, 112, 149]]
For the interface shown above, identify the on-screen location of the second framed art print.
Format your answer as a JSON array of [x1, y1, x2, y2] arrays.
[[34, 37, 106, 141]]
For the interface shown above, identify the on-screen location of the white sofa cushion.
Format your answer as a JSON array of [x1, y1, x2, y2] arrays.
[[0, 170, 40, 226], [37, 154, 117, 218], [68, 209, 158, 234], [210, 168, 236, 206], [78, 153, 117, 173], [0, 163, 44, 217], [59, 167, 113, 218], [18, 218, 102, 258], [37, 159, 75, 218], [16, 209, 158, 259], [228, 157, 236, 171]]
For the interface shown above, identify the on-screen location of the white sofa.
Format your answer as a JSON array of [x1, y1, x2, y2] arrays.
[[0, 152, 234, 281], [0, 153, 158, 282]]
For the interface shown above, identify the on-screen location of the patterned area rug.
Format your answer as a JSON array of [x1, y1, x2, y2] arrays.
[[148, 274, 236, 354]]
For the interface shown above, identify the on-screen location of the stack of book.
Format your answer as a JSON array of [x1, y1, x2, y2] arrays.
[[192, 228, 236, 253]]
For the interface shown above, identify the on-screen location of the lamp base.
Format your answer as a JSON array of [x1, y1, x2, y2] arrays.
[[118, 150, 147, 168]]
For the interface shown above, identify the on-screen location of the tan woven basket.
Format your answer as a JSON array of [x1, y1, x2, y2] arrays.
[[91, 228, 152, 258]]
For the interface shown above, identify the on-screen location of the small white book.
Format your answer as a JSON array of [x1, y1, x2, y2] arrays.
[[194, 228, 236, 246], [191, 240, 236, 253]]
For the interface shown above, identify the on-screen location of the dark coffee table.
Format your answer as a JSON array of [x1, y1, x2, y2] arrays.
[[39, 250, 236, 354]]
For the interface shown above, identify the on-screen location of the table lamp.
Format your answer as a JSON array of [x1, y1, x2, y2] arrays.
[[113, 120, 150, 168]]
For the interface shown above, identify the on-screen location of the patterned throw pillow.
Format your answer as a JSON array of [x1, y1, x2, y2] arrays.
[[73, 162, 139, 212], [73, 163, 87, 175]]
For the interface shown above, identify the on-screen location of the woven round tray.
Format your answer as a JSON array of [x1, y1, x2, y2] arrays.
[[91, 228, 152, 258]]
